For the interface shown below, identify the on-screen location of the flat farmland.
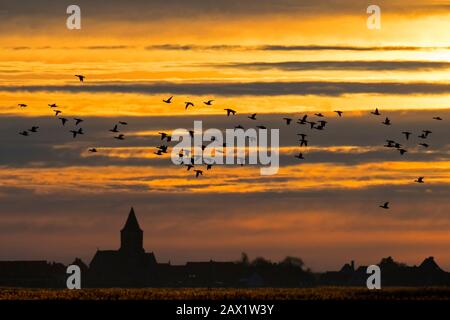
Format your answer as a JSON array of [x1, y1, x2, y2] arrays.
[[1, 287, 450, 300]]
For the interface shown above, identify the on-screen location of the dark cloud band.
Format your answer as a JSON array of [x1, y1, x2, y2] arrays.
[[2, 81, 450, 96], [218, 60, 450, 71], [145, 44, 450, 52]]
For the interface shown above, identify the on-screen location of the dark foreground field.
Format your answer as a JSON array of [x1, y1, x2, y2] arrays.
[[1, 287, 450, 300]]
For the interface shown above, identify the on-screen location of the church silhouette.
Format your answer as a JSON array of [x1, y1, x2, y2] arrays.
[[1, 207, 449, 288], [88, 208, 157, 287], [83, 207, 316, 287]]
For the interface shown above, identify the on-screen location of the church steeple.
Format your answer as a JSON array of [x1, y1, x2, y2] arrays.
[[120, 207, 144, 254], [121, 207, 142, 232]]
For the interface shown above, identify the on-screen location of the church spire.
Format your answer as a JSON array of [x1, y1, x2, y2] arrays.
[[121, 207, 142, 232], [120, 207, 144, 253]]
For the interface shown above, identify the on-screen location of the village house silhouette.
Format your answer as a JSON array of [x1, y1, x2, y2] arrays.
[[0, 208, 449, 288]]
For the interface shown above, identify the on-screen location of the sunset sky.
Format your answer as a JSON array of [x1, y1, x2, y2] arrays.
[[0, 0, 449, 271]]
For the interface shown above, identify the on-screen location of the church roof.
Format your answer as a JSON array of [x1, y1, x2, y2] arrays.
[[121, 207, 142, 232], [419, 256, 443, 273], [90, 250, 120, 268]]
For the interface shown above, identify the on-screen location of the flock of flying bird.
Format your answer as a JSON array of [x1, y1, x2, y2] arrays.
[[17, 75, 444, 209], [18, 75, 129, 146], [369, 108, 442, 209]]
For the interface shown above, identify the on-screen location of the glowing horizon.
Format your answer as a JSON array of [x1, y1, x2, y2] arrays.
[[0, 0, 449, 271]]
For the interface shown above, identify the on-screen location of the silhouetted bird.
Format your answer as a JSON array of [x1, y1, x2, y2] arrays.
[[110, 125, 119, 133], [382, 117, 391, 125], [185, 164, 194, 171], [294, 153, 304, 159], [28, 126, 39, 133], [298, 115, 308, 124], [88, 148, 97, 153], [203, 100, 214, 105], [54, 110, 62, 116], [334, 110, 343, 117], [74, 74, 85, 82], [415, 177, 424, 183], [163, 96, 173, 103], [159, 132, 172, 142], [59, 117, 68, 126], [308, 121, 316, 129], [432, 116, 442, 120], [74, 118, 83, 126], [48, 103, 57, 108], [398, 148, 407, 155], [70, 129, 82, 138], [194, 169, 203, 178], [185, 102, 194, 110], [418, 133, 427, 139], [248, 113, 257, 120], [119, 121, 128, 125], [283, 118, 292, 125], [224, 108, 236, 116], [114, 134, 125, 140], [206, 164, 213, 170], [371, 108, 381, 115], [18, 103, 27, 108], [419, 143, 429, 148], [423, 130, 432, 137], [402, 131, 411, 140], [384, 141, 395, 148], [379, 202, 389, 209], [315, 113, 324, 117], [19, 131, 29, 136], [157, 145, 168, 153]]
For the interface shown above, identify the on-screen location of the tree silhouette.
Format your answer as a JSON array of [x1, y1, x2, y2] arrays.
[[280, 256, 305, 269], [239, 252, 249, 266], [251, 257, 272, 267]]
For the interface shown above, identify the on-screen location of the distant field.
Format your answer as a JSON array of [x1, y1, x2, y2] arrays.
[[1, 287, 450, 300]]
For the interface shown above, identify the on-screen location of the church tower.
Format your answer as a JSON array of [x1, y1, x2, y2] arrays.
[[120, 207, 144, 254]]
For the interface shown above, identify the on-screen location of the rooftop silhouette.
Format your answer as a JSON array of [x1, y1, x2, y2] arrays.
[[1, 208, 449, 288]]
